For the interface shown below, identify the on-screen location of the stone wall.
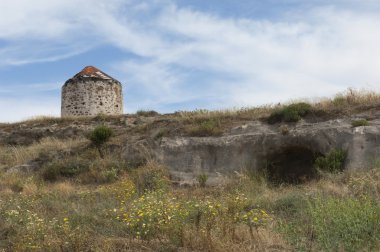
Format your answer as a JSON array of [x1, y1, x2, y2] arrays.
[[61, 79, 123, 117]]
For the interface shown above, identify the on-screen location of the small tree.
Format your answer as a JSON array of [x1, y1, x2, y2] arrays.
[[89, 125, 113, 158]]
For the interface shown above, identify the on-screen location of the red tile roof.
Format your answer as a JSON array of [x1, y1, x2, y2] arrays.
[[73, 66, 114, 80]]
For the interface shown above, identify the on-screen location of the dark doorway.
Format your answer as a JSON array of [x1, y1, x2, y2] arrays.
[[264, 146, 321, 184]]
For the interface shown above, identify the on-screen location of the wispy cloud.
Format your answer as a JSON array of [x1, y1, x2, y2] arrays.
[[113, 3, 380, 109]]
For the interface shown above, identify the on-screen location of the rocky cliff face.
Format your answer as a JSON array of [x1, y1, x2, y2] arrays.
[[155, 117, 380, 183], [2, 110, 380, 184]]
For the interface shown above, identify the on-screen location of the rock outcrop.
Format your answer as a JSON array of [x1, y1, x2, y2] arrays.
[[2, 112, 380, 184], [155, 118, 380, 182]]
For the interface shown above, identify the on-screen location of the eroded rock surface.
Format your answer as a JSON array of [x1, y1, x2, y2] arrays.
[[155, 118, 380, 182]]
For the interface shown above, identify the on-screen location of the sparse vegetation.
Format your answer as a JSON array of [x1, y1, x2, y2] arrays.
[[352, 119, 369, 127], [187, 119, 223, 137]]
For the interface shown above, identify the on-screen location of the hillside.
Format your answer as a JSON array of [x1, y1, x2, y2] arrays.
[[1, 89, 380, 251]]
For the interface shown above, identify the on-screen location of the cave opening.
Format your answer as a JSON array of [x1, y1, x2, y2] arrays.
[[263, 146, 322, 184]]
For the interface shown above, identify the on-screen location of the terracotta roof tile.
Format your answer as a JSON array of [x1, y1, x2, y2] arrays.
[[73, 66, 114, 80]]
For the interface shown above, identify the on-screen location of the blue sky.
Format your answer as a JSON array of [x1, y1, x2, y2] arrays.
[[1, 0, 380, 122]]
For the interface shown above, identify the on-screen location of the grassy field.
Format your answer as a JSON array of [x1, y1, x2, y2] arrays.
[[0, 135, 379, 252]]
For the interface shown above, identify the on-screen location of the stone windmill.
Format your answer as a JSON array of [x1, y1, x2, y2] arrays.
[[61, 66, 123, 117]]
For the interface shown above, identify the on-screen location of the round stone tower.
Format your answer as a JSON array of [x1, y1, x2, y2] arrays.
[[61, 66, 123, 117]]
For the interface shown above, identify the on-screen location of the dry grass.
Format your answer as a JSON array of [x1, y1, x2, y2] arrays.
[[170, 89, 380, 126], [48, 181, 77, 195], [0, 137, 87, 167], [0, 114, 128, 131], [172, 106, 277, 122], [317, 88, 380, 110]]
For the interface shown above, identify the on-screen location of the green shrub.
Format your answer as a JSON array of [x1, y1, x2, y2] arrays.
[[89, 125, 113, 147], [88, 125, 113, 158], [314, 149, 346, 173], [309, 196, 380, 251], [188, 119, 223, 137], [268, 102, 312, 124], [136, 110, 159, 117], [351, 119, 369, 127], [197, 174, 208, 187], [267, 110, 283, 124]]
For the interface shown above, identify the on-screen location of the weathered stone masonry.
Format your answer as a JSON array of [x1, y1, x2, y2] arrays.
[[61, 66, 123, 117]]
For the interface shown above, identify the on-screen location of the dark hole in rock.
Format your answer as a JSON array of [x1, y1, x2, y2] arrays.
[[263, 146, 321, 184], [100, 102, 103, 106]]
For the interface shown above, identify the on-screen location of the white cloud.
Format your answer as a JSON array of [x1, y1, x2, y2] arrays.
[[108, 4, 380, 109]]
